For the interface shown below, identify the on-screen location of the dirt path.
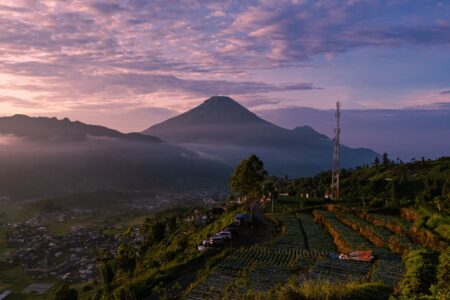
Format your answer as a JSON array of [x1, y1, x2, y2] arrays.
[[296, 215, 310, 251], [232, 206, 275, 247]]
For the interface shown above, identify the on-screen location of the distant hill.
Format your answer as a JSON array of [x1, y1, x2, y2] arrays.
[[143, 96, 379, 176], [0, 114, 162, 143], [257, 105, 450, 160], [0, 115, 230, 199]]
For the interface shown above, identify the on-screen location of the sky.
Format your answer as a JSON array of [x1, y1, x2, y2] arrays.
[[0, 0, 449, 132]]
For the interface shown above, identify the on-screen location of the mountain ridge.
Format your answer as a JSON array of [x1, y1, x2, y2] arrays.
[[0, 114, 163, 143]]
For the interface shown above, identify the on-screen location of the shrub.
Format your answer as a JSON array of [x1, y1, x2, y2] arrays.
[[398, 248, 439, 297], [431, 249, 450, 299], [277, 281, 392, 300], [434, 224, 450, 241]]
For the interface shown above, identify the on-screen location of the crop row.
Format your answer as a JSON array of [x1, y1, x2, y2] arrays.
[[362, 213, 412, 235], [303, 257, 372, 283], [186, 245, 320, 299], [336, 212, 416, 256], [313, 210, 374, 253], [370, 256, 405, 287], [296, 213, 336, 252], [270, 215, 307, 250], [359, 212, 446, 252]]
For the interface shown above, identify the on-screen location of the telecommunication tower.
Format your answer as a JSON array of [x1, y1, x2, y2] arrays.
[[330, 101, 341, 201]]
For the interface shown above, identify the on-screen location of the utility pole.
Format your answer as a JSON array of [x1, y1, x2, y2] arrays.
[[330, 101, 341, 201]]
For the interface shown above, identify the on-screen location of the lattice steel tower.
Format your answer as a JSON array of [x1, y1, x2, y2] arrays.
[[330, 101, 341, 201]]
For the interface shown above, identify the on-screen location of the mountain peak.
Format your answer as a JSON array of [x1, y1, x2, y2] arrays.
[[202, 96, 241, 107], [149, 96, 269, 129], [204, 95, 235, 103]]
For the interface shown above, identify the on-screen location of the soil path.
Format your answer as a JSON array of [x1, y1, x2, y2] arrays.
[[233, 206, 275, 247]]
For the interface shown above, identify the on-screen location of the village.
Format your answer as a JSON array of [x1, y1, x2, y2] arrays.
[[0, 189, 228, 298], [2, 211, 119, 283]]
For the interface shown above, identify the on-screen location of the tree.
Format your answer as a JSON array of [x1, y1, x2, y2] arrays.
[[116, 243, 136, 275], [55, 284, 78, 300], [382, 153, 390, 168], [167, 216, 177, 232], [230, 154, 267, 214], [373, 157, 380, 167], [99, 255, 116, 296], [151, 222, 166, 243]]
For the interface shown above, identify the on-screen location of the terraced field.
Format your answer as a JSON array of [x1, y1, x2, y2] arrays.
[[336, 212, 417, 255], [185, 246, 314, 299], [302, 258, 372, 283], [186, 208, 415, 299], [314, 210, 374, 252], [296, 213, 335, 252], [270, 216, 307, 250]]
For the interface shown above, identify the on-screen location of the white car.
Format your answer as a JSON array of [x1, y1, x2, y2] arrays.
[[215, 230, 232, 239], [209, 236, 225, 244]]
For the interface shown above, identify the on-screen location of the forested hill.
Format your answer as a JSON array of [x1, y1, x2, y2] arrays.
[[289, 156, 450, 210]]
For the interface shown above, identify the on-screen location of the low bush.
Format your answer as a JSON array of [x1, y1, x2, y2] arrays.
[[276, 281, 392, 300], [431, 249, 450, 299], [398, 248, 438, 297]]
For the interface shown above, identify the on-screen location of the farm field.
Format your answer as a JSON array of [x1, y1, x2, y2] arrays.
[[184, 204, 443, 299]]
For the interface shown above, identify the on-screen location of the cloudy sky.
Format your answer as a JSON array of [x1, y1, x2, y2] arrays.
[[0, 0, 449, 132]]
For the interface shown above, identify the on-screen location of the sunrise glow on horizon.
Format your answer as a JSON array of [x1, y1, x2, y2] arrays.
[[0, 0, 449, 132]]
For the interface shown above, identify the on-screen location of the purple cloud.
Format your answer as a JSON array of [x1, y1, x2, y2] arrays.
[[0, 0, 448, 129]]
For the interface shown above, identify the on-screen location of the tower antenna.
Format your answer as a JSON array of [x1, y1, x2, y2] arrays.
[[331, 101, 341, 201]]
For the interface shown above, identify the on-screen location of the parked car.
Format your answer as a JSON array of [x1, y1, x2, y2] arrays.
[[215, 230, 232, 240], [223, 227, 238, 235], [209, 236, 225, 245]]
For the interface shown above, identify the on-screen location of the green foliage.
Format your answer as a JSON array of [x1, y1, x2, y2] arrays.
[[100, 208, 235, 299], [230, 154, 267, 202], [116, 243, 137, 275], [288, 157, 450, 210], [151, 221, 166, 243], [273, 280, 392, 300], [434, 224, 450, 241], [113, 285, 136, 300], [399, 248, 439, 297], [431, 249, 450, 299], [54, 284, 78, 300], [99, 256, 116, 295]]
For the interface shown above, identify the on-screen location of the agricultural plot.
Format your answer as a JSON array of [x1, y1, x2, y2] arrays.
[[296, 213, 335, 252], [270, 216, 307, 250], [185, 246, 314, 299], [303, 258, 372, 283], [318, 211, 374, 251], [371, 256, 405, 287], [367, 213, 412, 235], [339, 213, 393, 242]]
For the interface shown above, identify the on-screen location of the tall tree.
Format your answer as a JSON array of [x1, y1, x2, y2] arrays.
[[230, 154, 267, 214], [382, 152, 390, 168], [373, 157, 380, 167], [151, 222, 166, 243]]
